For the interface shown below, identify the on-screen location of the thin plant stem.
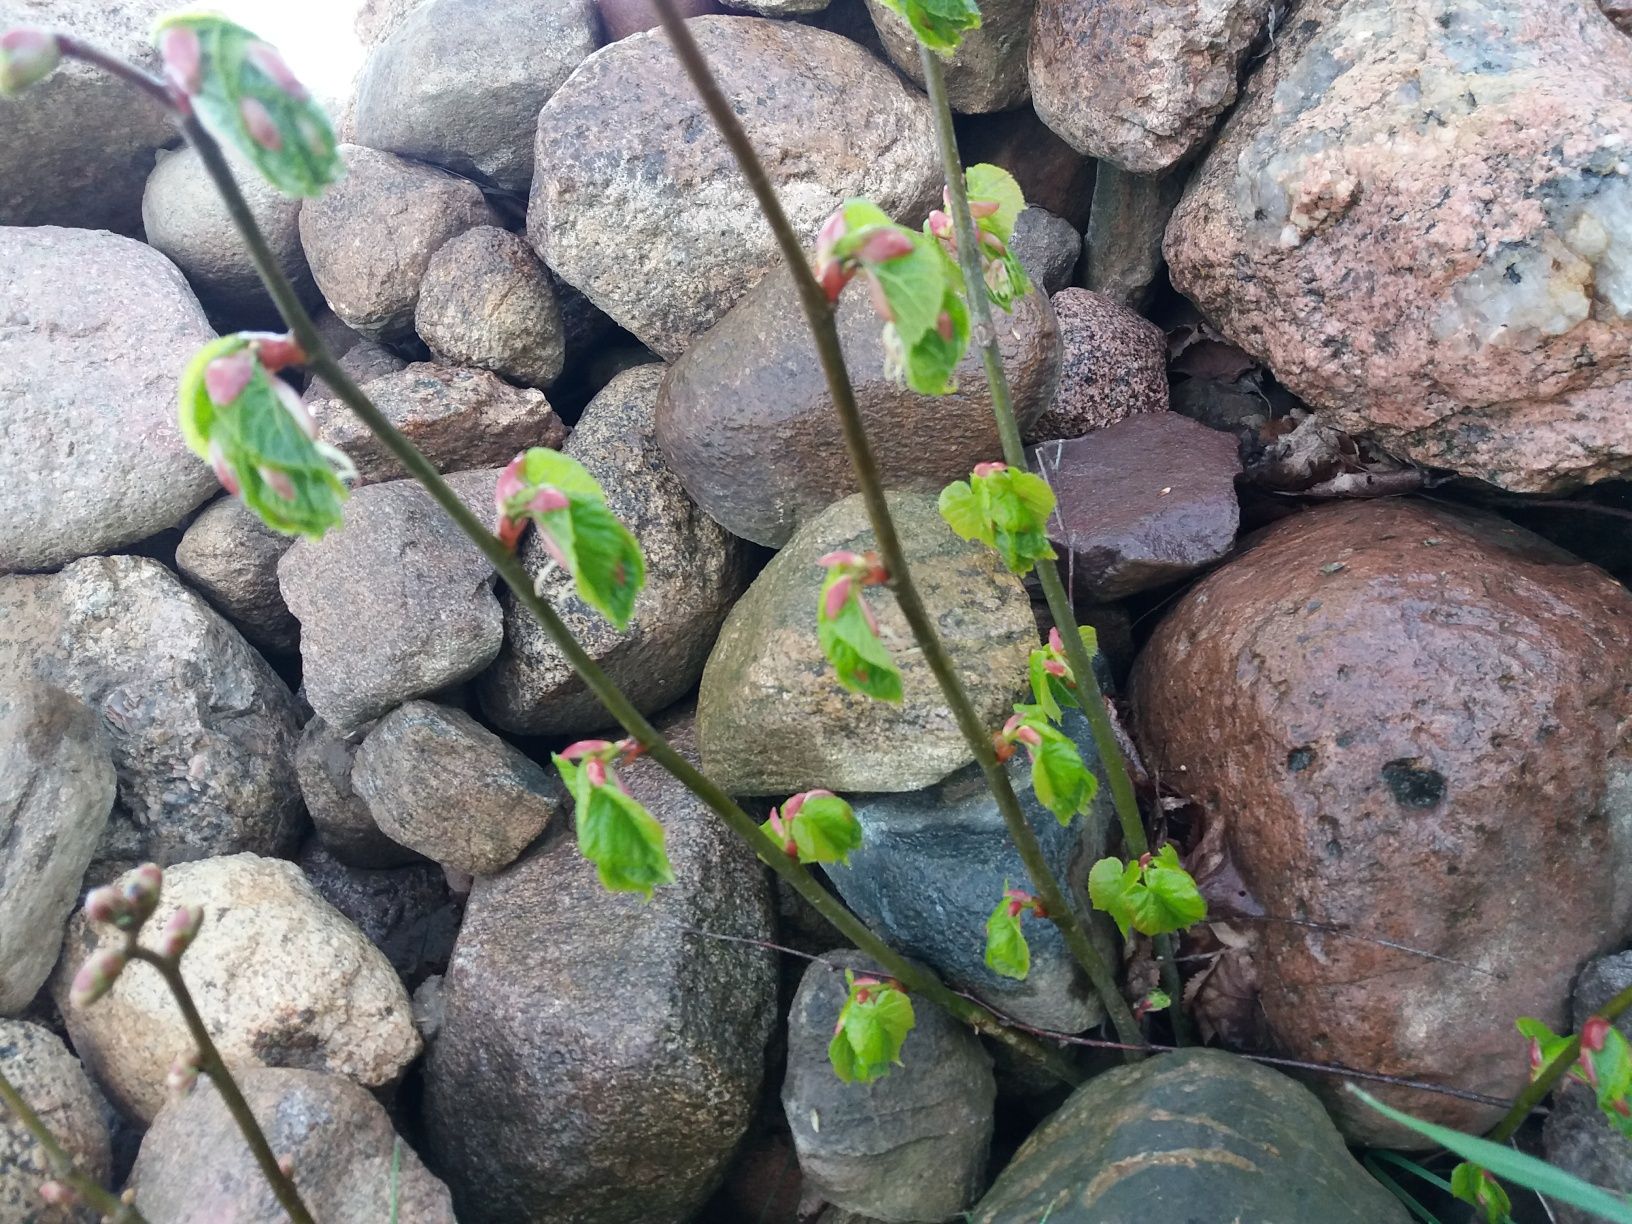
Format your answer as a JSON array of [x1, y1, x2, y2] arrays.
[[646, 0, 1142, 1052], [128, 947, 315, 1224], [0, 1066, 148, 1222], [171, 108, 1086, 1087], [914, 45, 1189, 1040], [1488, 980, 1632, 1143]]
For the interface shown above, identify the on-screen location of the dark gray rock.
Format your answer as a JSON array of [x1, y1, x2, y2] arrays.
[[279, 469, 505, 734], [829, 708, 1112, 1031], [1032, 412, 1241, 600], [479, 365, 752, 735], [783, 952, 995, 1222], [174, 497, 301, 654], [353, 700, 566, 875], [423, 716, 776, 1223], [0, 680, 114, 1015], [971, 1049, 1408, 1223], [297, 838, 461, 986], [294, 715, 421, 868], [129, 1067, 455, 1222], [1544, 952, 1632, 1224], [301, 337, 406, 405], [0, 227, 217, 574], [416, 226, 566, 388], [1082, 165, 1184, 311], [0, 556, 303, 868], [1026, 288, 1169, 444], [0, 1020, 110, 1224], [1011, 206, 1081, 296], [656, 263, 1059, 548], [864, 0, 1031, 113]]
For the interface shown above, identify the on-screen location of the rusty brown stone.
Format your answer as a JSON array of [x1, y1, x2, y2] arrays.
[[1132, 500, 1632, 1142], [1026, 288, 1169, 443]]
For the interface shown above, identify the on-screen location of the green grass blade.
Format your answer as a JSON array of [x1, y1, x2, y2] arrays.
[[389, 1136, 402, 1224], [1364, 1153, 1447, 1224], [1370, 1149, 1456, 1196]]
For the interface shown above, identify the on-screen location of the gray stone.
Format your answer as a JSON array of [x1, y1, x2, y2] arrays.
[[353, 0, 598, 194], [174, 497, 301, 653], [0, 556, 303, 868], [829, 708, 1111, 1031], [530, 16, 940, 358], [1028, 0, 1271, 173], [297, 838, 461, 986], [972, 1049, 1408, 1223], [295, 715, 421, 868], [0, 0, 173, 234], [308, 361, 566, 485], [279, 469, 505, 734], [0, 1020, 110, 1224], [142, 142, 318, 325], [1084, 164, 1185, 311], [129, 1067, 455, 1223], [416, 227, 565, 388], [598, 0, 726, 39], [698, 493, 1035, 794], [783, 951, 995, 1222], [423, 715, 776, 1223], [302, 337, 406, 405], [657, 264, 1059, 547], [354, 700, 565, 875], [0, 227, 217, 574], [1010, 205, 1081, 296], [1026, 288, 1169, 443], [299, 144, 497, 341], [1544, 952, 1632, 1224], [480, 365, 752, 734], [0, 680, 113, 1015], [55, 855, 420, 1123], [864, 0, 1031, 113], [1033, 412, 1241, 600]]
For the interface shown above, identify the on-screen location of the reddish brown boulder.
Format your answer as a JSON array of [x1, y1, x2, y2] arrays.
[[1133, 500, 1632, 1142], [1026, 288, 1169, 443]]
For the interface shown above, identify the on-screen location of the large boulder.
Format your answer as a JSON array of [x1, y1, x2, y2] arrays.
[[656, 264, 1059, 547], [479, 365, 752, 734], [298, 144, 497, 342], [0, 0, 173, 233], [863, 0, 1031, 113], [972, 1049, 1408, 1223], [0, 680, 114, 1015], [279, 469, 505, 734], [55, 854, 420, 1124], [423, 716, 776, 1223], [129, 1068, 455, 1223], [353, 0, 598, 194], [531, 16, 940, 358], [698, 493, 1035, 794], [415, 227, 566, 389], [0, 227, 217, 574], [1028, 0, 1270, 173], [0, 556, 303, 868], [174, 496, 301, 654], [1133, 500, 1632, 1142], [0, 1020, 110, 1224], [1165, 0, 1632, 492]]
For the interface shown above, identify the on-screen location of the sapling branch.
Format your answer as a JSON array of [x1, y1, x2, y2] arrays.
[[646, 0, 1143, 1051], [0, 1065, 148, 1222], [1490, 979, 1632, 1142]]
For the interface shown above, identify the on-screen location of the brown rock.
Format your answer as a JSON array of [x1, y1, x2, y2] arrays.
[[530, 16, 939, 358], [129, 1068, 455, 1223], [597, 0, 724, 40], [1605, 0, 1632, 34], [0, 1020, 110, 1224], [1028, 0, 1271, 172], [1027, 288, 1169, 442], [416, 227, 565, 388], [294, 714, 421, 868], [1132, 500, 1632, 1142], [308, 362, 566, 485], [956, 107, 1095, 229], [301, 336, 407, 404], [1033, 412, 1240, 599], [299, 145, 497, 341], [1164, 0, 1632, 492], [657, 263, 1060, 547], [174, 497, 300, 653], [864, 0, 1031, 113]]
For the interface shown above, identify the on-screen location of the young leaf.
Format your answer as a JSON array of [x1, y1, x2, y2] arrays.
[[790, 794, 864, 866], [984, 898, 1031, 981], [965, 164, 1027, 243], [1450, 1163, 1513, 1224], [553, 754, 674, 898], [154, 15, 342, 198], [1029, 732, 1098, 825], [1133, 845, 1208, 935], [1516, 1016, 1578, 1084], [828, 973, 916, 1084], [1088, 857, 1143, 938], [874, 0, 982, 53], [816, 569, 903, 704], [899, 282, 969, 395], [866, 235, 948, 354], [938, 463, 1056, 574], [1028, 650, 1063, 722]]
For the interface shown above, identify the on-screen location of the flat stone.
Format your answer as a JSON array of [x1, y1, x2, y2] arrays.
[[864, 0, 1030, 113], [1026, 288, 1169, 443], [1032, 412, 1241, 599], [0, 1020, 110, 1224], [0, 227, 217, 573], [698, 492, 1036, 794], [174, 496, 301, 654], [416, 226, 565, 388], [530, 16, 940, 358], [657, 264, 1059, 547]]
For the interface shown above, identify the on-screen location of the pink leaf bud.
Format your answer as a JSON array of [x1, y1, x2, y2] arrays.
[[822, 574, 853, 621], [258, 465, 296, 502], [524, 486, 570, 515], [927, 210, 954, 241], [69, 947, 128, 1009], [992, 734, 1015, 763], [935, 310, 954, 342], [1000, 712, 1024, 739], [273, 377, 318, 440], [37, 1182, 78, 1208], [980, 229, 1007, 254], [585, 759, 609, 788], [84, 885, 131, 928], [972, 461, 1007, 478], [495, 453, 527, 506], [0, 28, 59, 96], [156, 904, 204, 959], [245, 42, 309, 100], [495, 513, 525, 551], [121, 862, 164, 923], [968, 197, 1001, 219], [864, 273, 893, 323], [1583, 1016, 1612, 1053], [251, 332, 307, 373], [616, 738, 646, 764], [814, 209, 847, 260], [159, 25, 202, 96], [816, 256, 851, 305], [277, 1155, 296, 1178], [204, 351, 255, 406], [561, 739, 614, 761], [1048, 626, 1065, 653], [1043, 658, 1067, 677], [818, 550, 863, 570], [209, 443, 241, 496], [165, 1048, 202, 1098], [855, 227, 914, 264], [1014, 724, 1042, 748], [240, 97, 283, 151]]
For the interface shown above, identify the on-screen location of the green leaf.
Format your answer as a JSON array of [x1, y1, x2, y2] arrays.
[[553, 754, 673, 898], [177, 335, 352, 539], [867, 234, 949, 352], [154, 15, 342, 198], [1134, 844, 1208, 935], [817, 570, 903, 704], [1028, 651, 1063, 722], [829, 974, 916, 1084], [938, 479, 987, 544], [874, 0, 982, 53], [1029, 732, 1098, 825], [965, 164, 1026, 242], [789, 794, 864, 866], [1088, 856, 1141, 938], [900, 282, 969, 395], [984, 897, 1031, 981], [1517, 1017, 1578, 1084], [1350, 1088, 1632, 1224], [939, 464, 1055, 573], [1450, 1163, 1513, 1224]]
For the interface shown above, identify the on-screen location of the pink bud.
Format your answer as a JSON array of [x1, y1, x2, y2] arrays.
[[864, 273, 893, 324], [781, 792, 808, 822], [816, 257, 851, 305], [980, 230, 1007, 255], [277, 1156, 296, 1178], [209, 443, 241, 496], [1043, 658, 1067, 677], [585, 759, 608, 788], [1584, 1016, 1612, 1052], [1048, 626, 1065, 653], [156, 904, 204, 959], [616, 738, 646, 764], [968, 197, 1001, 219], [273, 377, 318, 440], [204, 351, 255, 406], [245, 42, 309, 100], [818, 550, 862, 569], [927, 210, 954, 241], [0, 28, 59, 96], [814, 209, 847, 259], [253, 333, 307, 373], [992, 735, 1015, 764], [240, 97, 283, 151], [69, 948, 127, 1009], [258, 465, 296, 502], [561, 739, 614, 761], [823, 574, 853, 621], [37, 1182, 78, 1208], [1014, 724, 1042, 748], [1528, 1038, 1544, 1074], [936, 310, 954, 342], [496, 453, 528, 507], [121, 863, 164, 923], [972, 461, 1007, 478], [855, 227, 914, 264], [84, 885, 130, 928], [159, 25, 202, 95], [1001, 712, 1024, 739]]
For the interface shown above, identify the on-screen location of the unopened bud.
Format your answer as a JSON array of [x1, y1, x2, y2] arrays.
[[84, 885, 132, 929], [204, 350, 255, 406], [1047, 626, 1065, 653], [69, 947, 128, 1009], [156, 904, 204, 959], [972, 461, 1007, 478], [1014, 724, 1042, 748], [277, 1155, 296, 1178], [121, 862, 164, 924], [561, 739, 614, 761], [814, 209, 847, 261], [927, 209, 954, 241], [822, 574, 853, 621], [245, 42, 308, 100], [968, 197, 1002, 220], [1583, 1016, 1612, 1052], [258, 465, 296, 502], [165, 1048, 202, 1098], [240, 97, 282, 150], [159, 25, 202, 95], [585, 759, 608, 788], [1043, 657, 1067, 677], [37, 1181, 78, 1208], [0, 28, 59, 96], [815, 256, 851, 305], [855, 227, 914, 264]]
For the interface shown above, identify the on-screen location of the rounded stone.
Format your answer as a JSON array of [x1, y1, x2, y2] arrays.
[[0, 1020, 110, 1224], [1025, 288, 1169, 443], [294, 714, 421, 869], [415, 227, 565, 388], [864, 0, 1031, 113], [174, 496, 301, 654]]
